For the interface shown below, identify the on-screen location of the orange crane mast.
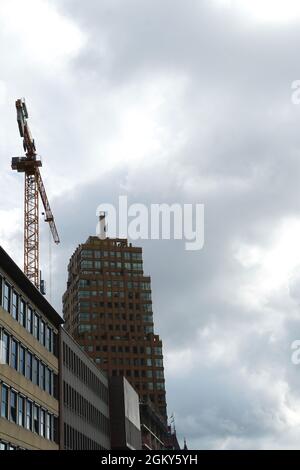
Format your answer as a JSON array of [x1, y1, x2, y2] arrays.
[[11, 98, 60, 290]]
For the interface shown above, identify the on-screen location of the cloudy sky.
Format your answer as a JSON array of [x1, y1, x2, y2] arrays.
[[2, 0, 300, 449]]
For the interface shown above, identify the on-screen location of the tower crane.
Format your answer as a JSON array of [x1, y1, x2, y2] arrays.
[[11, 98, 60, 291]]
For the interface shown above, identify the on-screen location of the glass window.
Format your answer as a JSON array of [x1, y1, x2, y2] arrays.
[[27, 307, 33, 334], [39, 363, 45, 390], [144, 325, 154, 334], [78, 313, 90, 321], [46, 413, 50, 440], [33, 314, 39, 339], [10, 390, 17, 423], [26, 400, 32, 431], [46, 326, 50, 351], [40, 409, 45, 437], [49, 329, 53, 353], [154, 347, 162, 355], [11, 339, 18, 370], [32, 357, 39, 386], [2, 332, 9, 365], [78, 324, 91, 334], [1, 384, 8, 419], [19, 346, 25, 375], [12, 292, 18, 320], [33, 405, 39, 434], [40, 320, 45, 346], [18, 396, 25, 427], [52, 415, 56, 442], [156, 382, 165, 390], [3, 282, 11, 312], [155, 370, 164, 378], [26, 351, 32, 381], [45, 368, 50, 394], [81, 260, 93, 269], [81, 249, 93, 258], [19, 300, 26, 327]]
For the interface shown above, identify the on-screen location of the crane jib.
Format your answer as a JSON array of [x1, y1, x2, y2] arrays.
[[11, 98, 60, 290]]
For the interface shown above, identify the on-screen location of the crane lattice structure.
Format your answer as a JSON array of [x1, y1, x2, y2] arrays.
[[12, 98, 60, 290]]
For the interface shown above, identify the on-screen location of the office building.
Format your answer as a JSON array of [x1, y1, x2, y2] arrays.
[[59, 327, 110, 450], [0, 246, 63, 450]]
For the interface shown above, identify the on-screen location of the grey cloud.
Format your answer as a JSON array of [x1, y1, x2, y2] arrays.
[[2, 0, 300, 449]]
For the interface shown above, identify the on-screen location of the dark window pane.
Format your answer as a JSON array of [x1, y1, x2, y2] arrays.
[[39, 363, 45, 390], [33, 405, 39, 434], [2, 332, 9, 365], [33, 314, 39, 339], [40, 409, 45, 437], [1, 384, 8, 419], [19, 300, 26, 327], [32, 357, 39, 386], [40, 320, 45, 345], [3, 283, 11, 312], [26, 352, 32, 381], [45, 368, 50, 394], [10, 390, 17, 423], [12, 292, 18, 320], [27, 307, 33, 334], [19, 346, 25, 375], [18, 396, 25, 427], [46, 413, 50, 440], [11, 339, 18, 370], [26, 400, 32, 431]]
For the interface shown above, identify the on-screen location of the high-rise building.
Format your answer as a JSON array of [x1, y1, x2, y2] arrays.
[[0, 246, 63, 450], [63, 236, 168, 423]]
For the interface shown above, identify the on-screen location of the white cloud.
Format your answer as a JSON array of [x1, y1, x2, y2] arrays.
[[213, 0, 300, 24], [0, 0, 86, 69], [0, 81, 7, 105], [234, 218, 300, 312]]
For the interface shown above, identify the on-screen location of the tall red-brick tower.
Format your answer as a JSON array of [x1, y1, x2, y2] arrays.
[[63, 235, 168, 421]]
